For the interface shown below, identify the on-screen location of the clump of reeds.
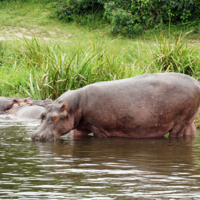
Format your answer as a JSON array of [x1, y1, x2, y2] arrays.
[[0, 37, 150, 99], [149, 31, 200, 76], [1, 32, 200, 100]]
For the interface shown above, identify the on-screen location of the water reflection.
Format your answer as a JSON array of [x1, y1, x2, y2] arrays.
[[0, 115, 200, 199]]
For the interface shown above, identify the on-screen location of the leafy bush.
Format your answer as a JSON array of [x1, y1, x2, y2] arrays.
[[55, 0, 102, 22], [105, 7, 143, 37], [104, 0, 200, 36], [54, 0, 200, 37]]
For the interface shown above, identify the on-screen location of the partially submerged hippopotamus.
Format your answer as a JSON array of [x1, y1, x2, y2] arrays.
[[22, 98, 53, 108], [7, 100, 45, 120], [0, 97, 22, 114], [32, 73, 200, 141]]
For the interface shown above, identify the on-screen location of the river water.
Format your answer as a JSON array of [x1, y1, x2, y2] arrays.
[[0, 114, 200, 199]]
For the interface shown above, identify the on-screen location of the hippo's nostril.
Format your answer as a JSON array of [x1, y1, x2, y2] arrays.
[[31, 134, 35, 139]]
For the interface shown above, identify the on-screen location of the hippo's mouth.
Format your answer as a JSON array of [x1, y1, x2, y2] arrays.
[[31, 131, 55, 141]]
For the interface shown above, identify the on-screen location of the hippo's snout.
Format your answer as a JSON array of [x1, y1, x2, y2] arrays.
[[31, 132, 55, 141], [31, 133, 45, 140], [32, 124, 55, 141], [31, 131, 45, 140]]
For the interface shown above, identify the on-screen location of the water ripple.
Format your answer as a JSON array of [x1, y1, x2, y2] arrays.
[[1, 114, 200, 199]]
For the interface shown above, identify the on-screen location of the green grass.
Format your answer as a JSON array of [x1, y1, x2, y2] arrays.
[[0, 37, 154, 98], [1, 32, 200, 98]]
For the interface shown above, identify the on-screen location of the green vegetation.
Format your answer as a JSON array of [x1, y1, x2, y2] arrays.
[[0, 37, 151, 99], [2, 32, 200, 100], [54, 0, 200, 37], [1, 0, 200, 126]]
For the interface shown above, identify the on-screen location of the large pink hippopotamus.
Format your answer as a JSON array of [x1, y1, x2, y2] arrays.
[[31, 73, 200, 141]]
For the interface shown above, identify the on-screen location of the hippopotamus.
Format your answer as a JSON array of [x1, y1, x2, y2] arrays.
[[31, 73, 200, 141], [0, 97, 22, 114], [22, 98, 53, 107], [7, 100, 45, 120]]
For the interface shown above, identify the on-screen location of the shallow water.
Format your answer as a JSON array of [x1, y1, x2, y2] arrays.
[[0, 115, 200, 199]]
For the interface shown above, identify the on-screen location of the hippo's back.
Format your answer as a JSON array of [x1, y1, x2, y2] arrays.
[[84, 73, 200, 107], [85, 73, 198, 93], [15, 105, 45, 120]]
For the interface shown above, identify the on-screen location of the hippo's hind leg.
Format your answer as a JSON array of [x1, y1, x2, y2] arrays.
[[169, 122, 196, 138], [184, 122, 196, 136], [184, 107, 199, 136], [169, 124, 186, 138], [170, 107, 199, 137]]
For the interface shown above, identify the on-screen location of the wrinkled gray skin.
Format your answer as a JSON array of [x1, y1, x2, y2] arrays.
[[0, 97, 22, 114], [32, 73, 200, 141]]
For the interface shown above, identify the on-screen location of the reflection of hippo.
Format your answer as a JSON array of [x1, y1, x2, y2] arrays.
[[7, 100, 45, 120], [0, 97, 22, 114], [32, 73, 200, 141], [33, 136, 197, 175]]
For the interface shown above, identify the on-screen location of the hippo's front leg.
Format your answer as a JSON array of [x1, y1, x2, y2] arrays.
[[71, 129, 91, 138]]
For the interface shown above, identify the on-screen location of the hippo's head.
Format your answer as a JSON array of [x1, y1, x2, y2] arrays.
[[6, 99, 23, 114], [22, 98, 53, 107], [31, 103, 75, 141], [22, 98, 33, 106]]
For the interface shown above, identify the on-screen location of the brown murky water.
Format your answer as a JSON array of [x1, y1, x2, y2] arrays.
[[0, 114, 200, 199]]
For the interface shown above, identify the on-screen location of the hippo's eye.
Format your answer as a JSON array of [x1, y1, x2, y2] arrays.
[[40, 113, 45, 123]]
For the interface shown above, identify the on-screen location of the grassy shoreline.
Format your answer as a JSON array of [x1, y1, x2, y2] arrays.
[[1, 1, 200, 126], [1, 1, 200, 96], [1, 33, 200, 98]]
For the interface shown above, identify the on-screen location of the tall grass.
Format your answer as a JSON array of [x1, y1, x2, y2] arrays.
[[0, 37, 150, 99], [150, 31, 200, 76], [0, 33, 200, 100]]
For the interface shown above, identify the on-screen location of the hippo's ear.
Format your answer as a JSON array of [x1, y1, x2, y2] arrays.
[[13, 99, 20, 106], [60, 103, 68, 117], [22, 98, 33, 106], [60, 103, 67, 111]]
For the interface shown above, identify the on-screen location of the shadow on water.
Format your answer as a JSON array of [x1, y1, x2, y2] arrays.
[[0, 114, 200, 199]]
